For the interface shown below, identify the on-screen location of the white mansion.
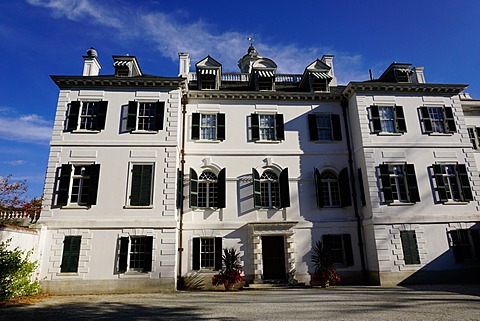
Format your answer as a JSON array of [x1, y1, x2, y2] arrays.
[[35, 46, 480, 294]]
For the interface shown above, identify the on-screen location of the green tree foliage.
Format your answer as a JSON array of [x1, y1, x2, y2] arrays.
[[0, 239, 40, 301]]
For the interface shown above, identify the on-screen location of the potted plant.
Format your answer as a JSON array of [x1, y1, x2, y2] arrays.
[[212, 247, 244, 290], [311, 240, 340, 287]]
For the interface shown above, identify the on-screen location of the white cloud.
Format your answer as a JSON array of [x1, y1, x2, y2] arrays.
[[27, 0, 367, 81], [0, 113, 52, 144], [3, 160, 26, 166]]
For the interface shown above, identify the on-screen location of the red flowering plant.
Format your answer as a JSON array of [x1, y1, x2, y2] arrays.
[[311, 240, 341, 286], [212, 248, 244, 288]]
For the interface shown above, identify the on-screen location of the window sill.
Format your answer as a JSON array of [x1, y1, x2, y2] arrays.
[[71, 130, 101, 134], [194, 139, 222, 143], [254, 140, 281, 144], [376, 132, 403, 136], [387, 202, 416, 206], [56, 272, 79, 276], [131, 130, 158, 134], [442, 201, 469, 205], [313, 140, 338, 144], [124, 205, 154, 209], [119, 271, 150, 278], [60, 205, 90, 209], [428, 132, 454, 136]]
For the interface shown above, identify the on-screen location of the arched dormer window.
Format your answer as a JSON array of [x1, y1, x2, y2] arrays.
[[252, 167, 290, 209]]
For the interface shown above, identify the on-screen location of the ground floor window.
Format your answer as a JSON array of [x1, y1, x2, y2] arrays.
[[322, 234, 354, 267], [449, 229, 480, 263], [60, 236, 81, 273], [117, 236, 153, 273], [400, 231, 420, 265], [192, 237, 222, 270]]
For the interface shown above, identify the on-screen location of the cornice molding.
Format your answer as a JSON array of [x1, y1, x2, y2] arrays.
[[187, 90, 342, 102], [342, 82, 467, 97], [51, 75, 185, 90]]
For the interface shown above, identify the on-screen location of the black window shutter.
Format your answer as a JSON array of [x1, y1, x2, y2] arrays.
[[130, 165, 153, 206], [252, 168, 261, 208], [358, 168, 366, 207], [176, 169, 183, 209], [370, 106, 382, 133], [275, 114, 285, 140], [215, 237, 223, 270], [126, 101, 138, 131], [470, 229, 480, 261], [339, 167, 351, 207], [217, 168, 226, 208], [308, 114, 319, 141], [420, 107, 432, 133], [155, 102, 165, 131], [405, 164, 420, 203], [66, 101, 80, 131], [395, 106, 407, 133], [57, 164, 72, 206], [343, 234, 354, 266], [86, 164, 100, 206], [444, 107, 456, 133], [331, 114, 342, 141], [143, 236, 153, 272], [96, 101, 108, 130], [190, 168, 198, 208], [251, 114, 260, 141], [379, 164, 393, 204], [432, 165, 448, 202], [217, 113, 225, 141], [61, 236, 81, 273], [401, 231, 420, 264], [279, 168, 290, 208], [191, 113, 200, 140], [456, 164, 473, 201], [449, 231, 464, 263], [314, 168, 323, 208], [118, 237, 129, 273], [192, 238, 200, 270]]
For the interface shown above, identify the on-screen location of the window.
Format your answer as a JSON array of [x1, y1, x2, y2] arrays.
[[448, 229, 480, 263], [199, 74, 216, 90], [322, 234, 354, 266], [60, 236, 81, 273], [57, 164, 100, 206], [116, 65, 129, 77], [190, 168, 226, 209], [126, 101, 165, 132], [66, 101, 108, 131], [467, 126, 480, 150], [253, 168, 290, 209], [314, 168, 351, 208], [191, 113, 225, 141], [128, 164, 154, 206], [251, 113, 284, 141], [369, 106, 406, 134], [420, 106, 456, 134], [378, 163, 420, 204], [432, 164, 473, 203], [117, 236, 153, 273], [308, 114, 342, 141], [400, 231, 420, 265], [192, 237, 222, 270]]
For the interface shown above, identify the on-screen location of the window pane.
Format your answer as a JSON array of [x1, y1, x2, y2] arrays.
[[379, 107, 395, 133], [201, 238, 215, 269], [79, 102, 99, 130], [428, 107, 445, 133], [316, 115, 332, 140], [320, 170, 340, 206], [259, 115, 275, 140], [198, 171, 218, 208], [260, 171, 279, 208], [130, 237, 146, 270], [200, 114, 217, 140], [138, 103, 156, 131]]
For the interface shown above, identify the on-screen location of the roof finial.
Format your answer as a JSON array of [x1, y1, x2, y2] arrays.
[[247, 36, 254, 46]]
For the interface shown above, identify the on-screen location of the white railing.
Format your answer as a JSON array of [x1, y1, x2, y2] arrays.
[[188, 72, 302, 83], [0, 211, 40, 223]]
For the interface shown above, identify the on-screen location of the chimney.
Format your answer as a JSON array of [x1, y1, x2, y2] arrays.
[[321, 55, 337, 86], [82, 47, 101, 76], [411, 66, 426, 83], [178, 52, 190, 78]]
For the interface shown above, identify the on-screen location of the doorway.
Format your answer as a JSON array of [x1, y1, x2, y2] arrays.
[[262, 235, 286, 281]]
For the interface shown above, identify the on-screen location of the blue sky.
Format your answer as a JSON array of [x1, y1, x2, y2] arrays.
[[1, 0, 480, 198]]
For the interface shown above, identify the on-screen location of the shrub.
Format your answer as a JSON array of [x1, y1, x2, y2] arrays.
[[0, 239, 40, 301], [311, 240, 341, 286], [212, 248, 244, 287]]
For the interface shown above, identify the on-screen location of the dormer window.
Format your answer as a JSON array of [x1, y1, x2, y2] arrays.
[[394, 68, 411, 83], [310, 72, 332, 92], [255, 70, 275, 91], [198, 68, 219, 90], [116, 65, 129, 77]]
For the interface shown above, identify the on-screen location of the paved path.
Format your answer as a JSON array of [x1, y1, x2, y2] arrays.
[[2, 285, 480, 320]]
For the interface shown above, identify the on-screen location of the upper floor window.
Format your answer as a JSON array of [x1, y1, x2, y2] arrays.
[[117, 236, 153, 273], [126, 101, 165, 132], [322, 234, 354, 267], [253, 168, 290, 209], [314, 168, 351, 208], [128, 164, 154, 207], [308, 114, 342, 141], [192, 237, 222, 270], [251, 113, 284, 142], [66, 101, 108, 132], [467, 126, 480, 150], [420, 106, 456, 134], [369, 106, 406, 134], [191, 113, 225, 141], [190, 168, 226, 209], [378, 163, 420, 204], [432, 164, 473, 203], [56, 164, 100, 207], [448, 229, 480, 263]]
